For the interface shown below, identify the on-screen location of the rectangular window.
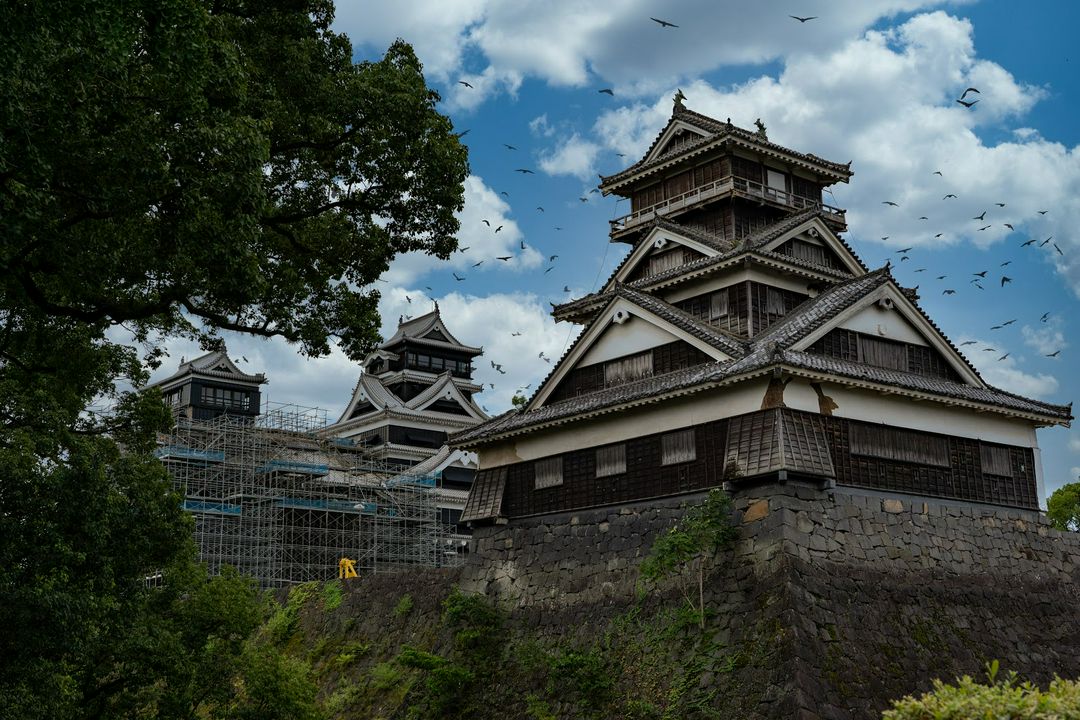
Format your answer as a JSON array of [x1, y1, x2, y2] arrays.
[[710, 289, 729, 320], [604, 352, 653, 386], [980, 444, 1013, 476], [661, 429, 696, 465], [647, 249, 684, 276], [858, 336, 908, 371], [850, 424, 950, 468], [596, 444, 627, 477], [789, 239, 828, 266], [767, 168, 786, 191], [534, 457, 563, 490], [766, 287, 786, 315]]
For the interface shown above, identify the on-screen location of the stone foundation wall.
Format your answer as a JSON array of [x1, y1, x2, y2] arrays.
[[460, 484, 1080, 718]]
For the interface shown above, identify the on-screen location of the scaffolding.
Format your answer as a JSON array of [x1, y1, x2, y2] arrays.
[[157, 402, 466, 587]]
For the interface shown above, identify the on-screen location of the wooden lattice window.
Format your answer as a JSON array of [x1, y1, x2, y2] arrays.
[[710, 289, 730, 320], [661, 429, 696, 465], [595, 444, 627, 478], [980, 444, 1013, 476], [647, 249, 685, 276], [766, 287, 786, 316], [787, 239, 828, 266], [858, 336, 907, 371], [850, 424, 950, 468], [604, 352, 653, 386], [534, 457, 563, 490]]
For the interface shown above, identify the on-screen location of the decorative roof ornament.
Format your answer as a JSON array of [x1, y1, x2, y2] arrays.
[[672, 88, 686, 113], [754, 118, 768, 141], [434, 300, 440, 314]]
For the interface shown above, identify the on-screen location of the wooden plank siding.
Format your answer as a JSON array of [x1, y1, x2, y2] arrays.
[[546, 340, 713, 404], [808, 328, 963, 381], [491, 408, 1038, 519]]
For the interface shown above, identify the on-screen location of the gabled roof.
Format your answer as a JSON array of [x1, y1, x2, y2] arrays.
[[380, 305, 483, 355], [332, 371, 487, 425], [600, 108, 852, 194], [147, 347, 266, 390], [400, 444, 478, 478], [528, 285, 747, 409], [553, 210, 859, 324], [452, 266, 1071, 447]]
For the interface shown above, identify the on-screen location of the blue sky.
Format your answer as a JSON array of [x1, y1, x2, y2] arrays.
[[149, 1, 1080, 501]]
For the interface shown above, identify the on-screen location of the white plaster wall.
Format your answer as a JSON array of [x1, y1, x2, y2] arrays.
[[839, 304, 928, 346], [782, 377, 1036, 445], [478, 379, 771, 467], [578, 316, 680, 366], [663, 266, 812, 304]]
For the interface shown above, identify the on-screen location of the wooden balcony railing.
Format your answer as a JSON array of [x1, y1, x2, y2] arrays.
[[609, 175, 846, 235]]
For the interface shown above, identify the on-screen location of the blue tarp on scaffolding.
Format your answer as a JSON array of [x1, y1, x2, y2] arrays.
[[183, 500, 242, 515], [156, 445, 226, 463], [274, 498, 376, 513]]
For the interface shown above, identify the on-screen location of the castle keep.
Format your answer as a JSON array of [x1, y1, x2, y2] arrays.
[[453, 103, 1072, 523]]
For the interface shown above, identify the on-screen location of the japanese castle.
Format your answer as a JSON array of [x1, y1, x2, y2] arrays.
[[453, 101, 1072, 524]]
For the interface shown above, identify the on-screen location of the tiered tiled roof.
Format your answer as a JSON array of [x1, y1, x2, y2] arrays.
[[452, 266, 1072, 447], [148, 347, 267, 389], [600, 109, 852, 192]]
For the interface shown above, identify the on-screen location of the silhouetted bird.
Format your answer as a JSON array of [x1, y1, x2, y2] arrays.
[[959, 341, 977, 346], [995, 202, 1006, 207], [472, 260, 484, 267], [882, 201, 899, 206], [957, 98, 978, 108], [1021, 238, 1037, 247], [1004, 223, 1014, 230], [790, 15, 817, 22], [973, 271, 988, 277], [933, 170, 943, 176], [943, 289, 956, 295], [599, 88, 614, 96], [1046, 350, 1061, 358], [503, 144, 517, 150], [1054, 243, 1064, 255], [515, 168, 535, 174], [650, 17, 678, 27], [943, 194, 957, 199], [978, 225, 992, 231], [453, 272, 465, 281], [458, 80, 473, 88], [1040, 312, 1051, 322], [973, 211, 986, 221], [960, 87, 980, 100], [494, 225, 503, 233], [496, 256, 512, 261]]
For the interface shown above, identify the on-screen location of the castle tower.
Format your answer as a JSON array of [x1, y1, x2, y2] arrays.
[[453, 104, 1071, 525], [147, 347, 266, 421]]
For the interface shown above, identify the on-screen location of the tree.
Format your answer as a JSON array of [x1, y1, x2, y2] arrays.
[[884, 662, 1080, 718], [1047, 482, 1080, 532], [639, 489, 738, 630], [0, 1, 468, 716]]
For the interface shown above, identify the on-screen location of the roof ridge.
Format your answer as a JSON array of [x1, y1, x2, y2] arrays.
[[614, 284, 747, 358]]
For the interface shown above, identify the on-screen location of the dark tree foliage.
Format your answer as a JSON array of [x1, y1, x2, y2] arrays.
[[0, 1, 467, 717]]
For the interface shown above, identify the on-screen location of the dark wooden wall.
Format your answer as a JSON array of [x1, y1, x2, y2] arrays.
[[546, 340, 712, 404], [494, 408, 1038, 518], [809, 328, 962, 381]]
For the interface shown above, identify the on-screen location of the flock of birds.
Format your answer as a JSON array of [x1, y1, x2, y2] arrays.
[[873, 163, 1066, 362], [434, 14, 1070, 404]]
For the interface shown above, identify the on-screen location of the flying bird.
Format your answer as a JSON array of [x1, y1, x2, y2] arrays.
[[997, 353, 1010, 362], [918, 216, 929, 220], [520, 240, 526, 249], [1040, 312, 1051, 322], [563, 285, 570, 292], [1046, 350, 1061, 358], [960, 87, 980, 99], [973, 271, 988, 277], [973, 211, 986, 221], [453, 129, 470, 139], [956, 98, 979, 108], [1040, 237, 1053, 247], [789, 15, 818, 22], [453, 272, 465, 282], [995, 202, 1006, 207], [458, 80, 473, 88], [933, 171, 943, 176], [897, 247, 913, 254], [599, 88, 614, 96], [1000, 261, 1012, 267], [1002, 319, 1017, 326], [544, 267, 554, 274], [943, 194, 957, 199], [536, 206, 544, 212], [1004, 223, 1014, 230], [650, 17, 678, 27], [936, 275, 947, 280], [942, 289, 956, 295], [515, 168, 535, 174], [472, 260, 484, 267], [500, 191, 510, 197], [1021, 238, 1038, 247], [494, 225, 503, 233], [405, 295, 411, 303], [1054, 243, 1064, 255], [511, 332, 521, 337], [496, 256, 512, 261], [503, 143, 517, 150], [550, 255, 559, 261], [882, 201, 899, 206], [959, 341, 977, 346], [934, 233, 944, 238], [978, 225, 992, 231], [482, 219, 490, 226], [1037, 210, 1048, 215]]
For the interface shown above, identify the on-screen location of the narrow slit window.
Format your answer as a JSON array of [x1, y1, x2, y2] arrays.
[[661, 429, 696, 465], [596, 444, 627, 478], [534, 457, 563, 490]]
